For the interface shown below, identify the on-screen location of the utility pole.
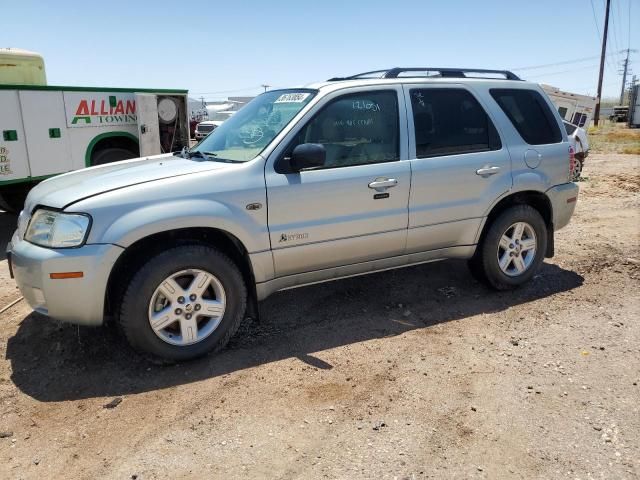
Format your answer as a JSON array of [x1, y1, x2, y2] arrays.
[[200, 96, 206, 108], [619, 49, 637, 105], [594, 0, 611, 126], [261, 84, 271, 92]]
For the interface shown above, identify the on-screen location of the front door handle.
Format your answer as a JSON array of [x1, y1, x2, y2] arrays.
[[476, 166, 501, 177], [368, 178, 398, 190]]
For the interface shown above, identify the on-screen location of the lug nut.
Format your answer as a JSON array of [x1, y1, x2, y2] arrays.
[[194, 304, 201, 311], [189, 294, 197, 301], [175, 308, 183, 315], [509, 243, 514, 249], [177, 296, 185, 304], [185, 313, 192, 320]]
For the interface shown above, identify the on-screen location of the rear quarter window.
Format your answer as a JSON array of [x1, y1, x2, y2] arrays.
[[490, 89, 562, 145]]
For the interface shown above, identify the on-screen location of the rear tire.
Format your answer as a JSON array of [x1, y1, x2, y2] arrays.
[[471, 205, 547, 290], [119, 244, 247, 362], [91, 147, 137, 166]]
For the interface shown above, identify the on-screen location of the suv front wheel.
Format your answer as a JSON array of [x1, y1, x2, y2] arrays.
[[469, 205, 547, 290], [119, 244, 247, 362]]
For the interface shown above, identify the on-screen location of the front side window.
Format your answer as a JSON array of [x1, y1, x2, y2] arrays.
[[490, 88, 562, 145], [192, 89, 316, 162], [410, 88, 501, 158], [288, 90, 400, 168]]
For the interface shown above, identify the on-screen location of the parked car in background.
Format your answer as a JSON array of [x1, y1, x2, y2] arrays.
[[609, 106, 629, 123], [563, 120, 589, 180], [194, 111, 236, 140], [8, 67, 579, 362], [194, 121, 217, 140]]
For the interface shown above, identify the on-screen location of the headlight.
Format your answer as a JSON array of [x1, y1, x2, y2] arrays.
[[25, 209, 91, 248]]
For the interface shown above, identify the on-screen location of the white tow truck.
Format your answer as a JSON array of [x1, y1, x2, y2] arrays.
[[0, 48, 190, 211]]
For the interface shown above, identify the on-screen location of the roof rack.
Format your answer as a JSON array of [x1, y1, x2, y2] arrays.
[[327, 67, 521, 82]]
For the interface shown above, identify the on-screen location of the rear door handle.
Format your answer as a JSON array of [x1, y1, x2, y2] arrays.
[[368, 178, 398, 190], [476, 166, 501, 177]]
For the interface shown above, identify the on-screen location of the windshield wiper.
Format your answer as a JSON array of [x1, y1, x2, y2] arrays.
[[174, 147, 243, 163]]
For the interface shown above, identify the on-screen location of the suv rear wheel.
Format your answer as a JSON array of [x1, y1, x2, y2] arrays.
[[470, 205, 547, 290], [119, 244, 247, 362]]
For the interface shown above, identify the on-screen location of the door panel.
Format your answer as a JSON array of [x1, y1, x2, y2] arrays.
[[268, 162, 411, 276], [135, 93, 161, 156], [403, 84, 512, 253], [19, 90, 72, 177], [265, 87, 410, 277], [0, 91, 30, 181]]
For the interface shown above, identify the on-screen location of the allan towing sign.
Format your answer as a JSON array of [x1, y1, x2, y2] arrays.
[[64, 92, 137, 128]]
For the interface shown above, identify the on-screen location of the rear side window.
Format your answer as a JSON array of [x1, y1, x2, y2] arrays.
[[563, 121, 577, 135], [409, 88, 501, 158], [490, 89, 562, 145]]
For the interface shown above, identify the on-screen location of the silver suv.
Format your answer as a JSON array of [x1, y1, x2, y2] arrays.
[[8, 68, 579, 362]]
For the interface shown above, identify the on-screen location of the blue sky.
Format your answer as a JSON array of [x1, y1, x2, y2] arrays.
[[4, 0, 637, 100]]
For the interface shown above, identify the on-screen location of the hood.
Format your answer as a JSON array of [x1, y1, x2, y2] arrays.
[[26, 154, 231, 211]]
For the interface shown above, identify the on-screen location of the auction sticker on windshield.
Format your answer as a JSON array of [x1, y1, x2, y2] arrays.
[[274, 93, 311, 103]]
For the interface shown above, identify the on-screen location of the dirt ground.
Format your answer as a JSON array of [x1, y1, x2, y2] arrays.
[[0, 152, 638, 479]]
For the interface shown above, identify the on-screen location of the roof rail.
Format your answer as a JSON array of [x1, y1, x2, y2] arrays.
[[328, 67, 521, 82]]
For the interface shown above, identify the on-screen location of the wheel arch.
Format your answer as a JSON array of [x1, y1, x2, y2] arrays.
[[104, 226, 259, 322], [85, 131, 139, 167], [475, 190, 554, 258]]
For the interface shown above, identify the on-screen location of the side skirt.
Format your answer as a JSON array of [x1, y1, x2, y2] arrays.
[[255, 245, 475, 301]]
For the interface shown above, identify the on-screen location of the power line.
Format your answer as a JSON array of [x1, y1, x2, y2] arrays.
[[628, 0, 632, 50], [524, 64, 602, 79], [191, 86, 265, 95], [512, 52, 620, 71], [591, 0, 618, 74]]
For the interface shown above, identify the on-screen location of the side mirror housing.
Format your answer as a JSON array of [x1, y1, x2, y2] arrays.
[[289, 143, 326, 172]]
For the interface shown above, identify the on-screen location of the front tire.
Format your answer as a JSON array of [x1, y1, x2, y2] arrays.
[[119, 244, 247, 362], [471, 205, 547, 290]]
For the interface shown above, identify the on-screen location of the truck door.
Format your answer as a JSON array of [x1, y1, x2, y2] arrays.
[[19, 90, 72, 177], [402, 84, 512, 253], [0, 90, 30, 182], [135, 93, 162, 156]]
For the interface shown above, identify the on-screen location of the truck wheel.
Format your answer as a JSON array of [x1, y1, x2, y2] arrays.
[[0, 185, 30, 213], [119, 244, 247, 362], [472, 205, 547, 290], [91, 147, 137, 166]]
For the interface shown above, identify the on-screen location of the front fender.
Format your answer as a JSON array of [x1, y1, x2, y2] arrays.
[[87, 198, 270, 254]]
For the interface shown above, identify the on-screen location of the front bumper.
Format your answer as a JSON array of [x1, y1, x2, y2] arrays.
[[546, 182, 579, 231], [7, 235, 124, 326]]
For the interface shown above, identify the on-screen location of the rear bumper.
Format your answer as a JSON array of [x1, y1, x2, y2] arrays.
[[546, 182, 579, 231], [7, 235, 123, 326]]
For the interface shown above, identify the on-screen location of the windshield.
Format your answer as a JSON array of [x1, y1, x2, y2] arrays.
[[192, 89, 316, 162]]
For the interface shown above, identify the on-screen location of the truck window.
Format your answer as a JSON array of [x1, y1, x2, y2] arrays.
[[409, 88, 501, 158], [490, 89, 562, 145], [292, 90, 400, 168]]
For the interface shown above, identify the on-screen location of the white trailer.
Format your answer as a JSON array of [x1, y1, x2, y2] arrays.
[[541, 84, 597, 128], [0, 85, 190, 211]]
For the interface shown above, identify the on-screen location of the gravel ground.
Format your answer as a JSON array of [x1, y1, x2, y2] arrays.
[[0, 153, 638, 479]]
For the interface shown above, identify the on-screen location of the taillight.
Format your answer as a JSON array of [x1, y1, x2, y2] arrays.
[[568, 145, 575, 181]]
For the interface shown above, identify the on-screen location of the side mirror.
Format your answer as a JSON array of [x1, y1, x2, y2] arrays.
[[290, 143, 326, 172]]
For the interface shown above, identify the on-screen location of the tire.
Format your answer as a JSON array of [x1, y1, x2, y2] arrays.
[[472, 205, 547, 290], [119, 244, 247, 362], [91, 147, 137, 166], [0, 185, 30, 213], [570, 158, 584, 181]]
